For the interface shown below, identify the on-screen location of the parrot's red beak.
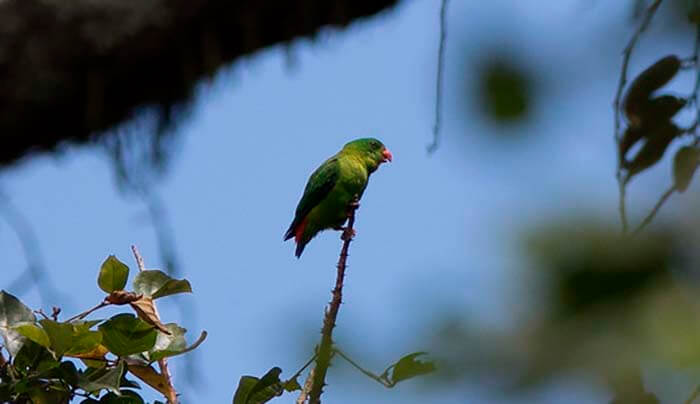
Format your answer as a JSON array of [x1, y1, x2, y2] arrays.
[[382, 148, 393, 163]]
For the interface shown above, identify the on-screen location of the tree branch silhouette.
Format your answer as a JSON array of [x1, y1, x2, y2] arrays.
[[427, 0, 449, 154], [613, 0, 663, 234], [1, 190, 62, 306], [306, 196, 360, 404]]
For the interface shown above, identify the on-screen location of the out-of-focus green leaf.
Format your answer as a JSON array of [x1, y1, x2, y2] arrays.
[[385, 352, 436, 385], [99, 314, 157, 357], [98, 255, 130, 293], [0, 290, 35, 356], [132, 270, 192, 299], [689, 0, 700, 23], [148, 324, 207, 361], [673, 146, 700, 192], [479, 60, 531, 123], [78, 361, 124, 395], [13, 322, 50, 348]]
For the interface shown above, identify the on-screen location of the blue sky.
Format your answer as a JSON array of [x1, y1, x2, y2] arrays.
[[3, 1, 700, 402]]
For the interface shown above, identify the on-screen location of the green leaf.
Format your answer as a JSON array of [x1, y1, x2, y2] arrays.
[[98, 255, 130, 293], [0, 290, 35, 356], [99, 314, 157, 357], [132, 270, 192, 299], [233, 376, 258, 404], [66, 320, 103, 356], [388, 352, 436, 385], [148, 324, 207, 361], [98, 390, 145, 404], [233, 367, 285, 404], [38, 360, 80, 386], [13, 340, 59, 375], [673, 146, 700, 192], [282, 377, 301, 392], [39, 319, 75, 357], [13, 322, 50, 348], [78, 361, 125, 395]]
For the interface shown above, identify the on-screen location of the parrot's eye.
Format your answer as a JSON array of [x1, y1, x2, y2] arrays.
[[369, 141, 380, 149]]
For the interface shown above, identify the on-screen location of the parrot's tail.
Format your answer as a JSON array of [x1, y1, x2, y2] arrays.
[[284, 217, 309, 258]]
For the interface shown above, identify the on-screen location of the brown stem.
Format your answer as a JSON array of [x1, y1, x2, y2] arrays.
[[296, 367, 315, 404], [131, 245, 178, 404], [66, 300, 110, 323], [307, 197, 360, 404]]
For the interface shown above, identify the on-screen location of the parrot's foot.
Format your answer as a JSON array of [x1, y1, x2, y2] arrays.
[[337, 227, 356, 241]]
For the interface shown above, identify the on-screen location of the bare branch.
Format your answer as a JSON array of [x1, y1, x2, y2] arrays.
[[307, 197, 360, 404], [427, 0, 449, 154], [296, 367, 315, 404]]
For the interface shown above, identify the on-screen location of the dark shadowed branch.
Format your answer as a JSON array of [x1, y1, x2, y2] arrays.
[[613, 0, 663, 234], [304, 196, 360, 404], [427, 0, 449, 154]]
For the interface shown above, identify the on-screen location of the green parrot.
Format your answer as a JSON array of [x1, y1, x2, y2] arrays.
[[284, 138, 393, 257]]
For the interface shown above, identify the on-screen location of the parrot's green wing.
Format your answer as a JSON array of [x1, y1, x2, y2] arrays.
[[284, 157, 340, 241]]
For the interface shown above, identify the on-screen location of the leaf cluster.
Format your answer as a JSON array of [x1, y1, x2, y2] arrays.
[[0, 254, 206, 403]]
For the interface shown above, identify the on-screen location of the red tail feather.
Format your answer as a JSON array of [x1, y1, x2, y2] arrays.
[[295, 217, 308, 243]]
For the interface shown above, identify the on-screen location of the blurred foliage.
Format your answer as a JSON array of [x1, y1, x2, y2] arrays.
[[478, 58, 532, 124], [0, 253, 204, 403], [430, 220, 700, 401]]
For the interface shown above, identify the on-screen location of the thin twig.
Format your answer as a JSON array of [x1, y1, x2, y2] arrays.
[[131, 245, 178, 404], [66, 300, 110, 323], [290, 353, 318, 383], [131, 245, 146, 272], [34, 309, 50, 320], [307, 197, 360, 404], [613, 0, 663, 233], [613, 0, 663, 141], [427, 0, 449, 154], [632, 186, 675, 236], [334, 349, 392, 388], [691, 26, 700, 140], [686, 383, 700, 404], [296, 367, 315, 404]]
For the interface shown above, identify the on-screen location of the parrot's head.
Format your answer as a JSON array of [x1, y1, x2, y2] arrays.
[[342, 138, 392, 172]]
